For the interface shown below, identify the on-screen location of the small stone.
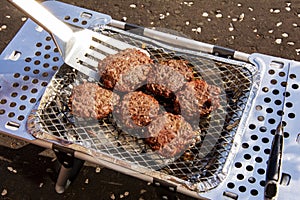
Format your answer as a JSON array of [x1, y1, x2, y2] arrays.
[[239, 13, 245, 21], [248, 7, 254, 12], [285, 7, 291, 11], [237, 3, 242, 7], [192, 27, 202, 33], [268, 29, 274, 33], [185, 21, 190, 25], [253, 29, 258, 33], [39, 183, 44, 188], [286, 2, 291, 6], [298, 13, 300, 18], [292, 23, 298, 27], [1, 189, 7, 196], [202, 12, 209, 17], [85, 178, 89, 184], [276, 22, 283, 27], [95, 167, 101, 173], [21, 17, 27, 21], [196, 27, 201, 33], [140, 189, 147, 194], [110, 193, 116, 200], [275, 38, 282, 44], [252, 17, 256, 21], [166, 12, 170, 16], [282, 33, 289, 37], [159, 14, 165, 20], [296, 49, 300, 55], [129, 4, 136, 8], [229, 23, 234, 31], [184, 2, 194, 7], [122, 17, 127, 22], [5, 15, 11, 19], [1, 25, 7, 30], [287, 42, 295, 46], [7, 166, 13, 172], [120, 194, 124, 198], [273, 9, 280, 14], [207, 18, 211, 22], [232, 18, 238, 22], [124, 191, 129, 196], [216, 13, 222, 18]]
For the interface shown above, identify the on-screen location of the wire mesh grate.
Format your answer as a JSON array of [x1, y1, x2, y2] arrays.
[[27, 28, 257, 192]]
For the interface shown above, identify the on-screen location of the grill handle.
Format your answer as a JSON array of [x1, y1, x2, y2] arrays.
[[110, 19, 250, 62]]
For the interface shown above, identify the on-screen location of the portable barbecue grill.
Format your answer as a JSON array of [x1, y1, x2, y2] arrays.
[[1, 1, 300, 199]]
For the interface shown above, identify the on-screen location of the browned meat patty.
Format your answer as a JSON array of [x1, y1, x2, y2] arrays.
[[69, 82, 120, 119], [145, 113, 195, 157], [159, 59, 194, 81], [114, 91, 160, 131], [98, 48, 152, 92], [174, 79, 221, 124], [146, 59, 194, 99]]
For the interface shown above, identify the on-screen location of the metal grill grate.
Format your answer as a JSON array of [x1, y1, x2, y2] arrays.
[[27, 25, 257, 192]]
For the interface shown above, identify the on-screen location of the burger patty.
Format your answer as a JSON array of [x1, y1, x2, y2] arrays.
[[159, 59, 194, 81], [146, 59, 194, 99], [98, 48, 152, 92], [69, 82, 120, 119], [145, 113, 195, 157], [174, 79, 221, 123], [114, 91, 160, 130]]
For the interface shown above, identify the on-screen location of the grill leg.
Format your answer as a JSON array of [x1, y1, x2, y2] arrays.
[[55, 165, 72, 194], [53, 144, 85, 194]]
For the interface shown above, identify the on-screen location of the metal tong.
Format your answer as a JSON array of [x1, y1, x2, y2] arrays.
[[264, 64, 289, 200]]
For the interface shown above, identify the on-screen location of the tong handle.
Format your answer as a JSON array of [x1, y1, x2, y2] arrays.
[[8, 0, 73, 42], [264, 123, 284, 200]]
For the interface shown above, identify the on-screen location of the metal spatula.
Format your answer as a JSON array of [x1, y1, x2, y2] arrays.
[[8, 0, 144, 80]]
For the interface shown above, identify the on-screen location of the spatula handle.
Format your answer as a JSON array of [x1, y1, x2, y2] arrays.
[[8, 0, 73, 42]]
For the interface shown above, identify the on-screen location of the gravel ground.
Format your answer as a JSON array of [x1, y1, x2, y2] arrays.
[[0, 0, 299, 200]]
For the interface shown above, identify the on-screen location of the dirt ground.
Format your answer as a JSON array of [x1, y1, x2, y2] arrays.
[[0, 0, 299, 200]]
